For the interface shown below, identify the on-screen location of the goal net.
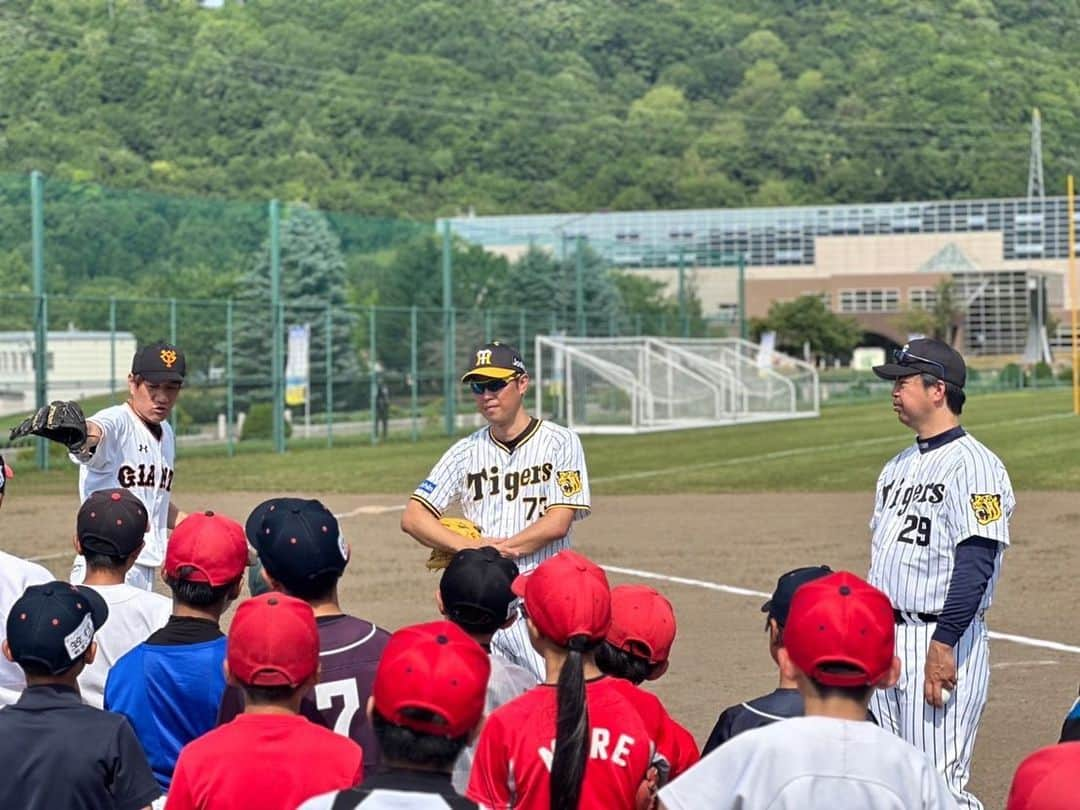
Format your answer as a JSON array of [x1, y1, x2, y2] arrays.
[[533, 336, 819, 434]]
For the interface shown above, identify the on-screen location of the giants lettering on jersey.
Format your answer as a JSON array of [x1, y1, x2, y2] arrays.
[[118, 463, 174, 491], [880, 478, 945, 515], [467, 463, 554, 501], [537, 729, 638, 771]]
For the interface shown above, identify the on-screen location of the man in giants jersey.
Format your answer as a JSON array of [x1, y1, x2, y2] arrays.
[[869, 338, 1014, 810], [70, 342, 189, 591], [402, 341, 591, 680]]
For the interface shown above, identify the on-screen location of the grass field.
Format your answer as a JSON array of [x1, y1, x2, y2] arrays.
[[7, 388, 1078, 496]]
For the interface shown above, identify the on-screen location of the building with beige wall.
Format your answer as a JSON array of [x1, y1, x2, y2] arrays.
[[444, 197, 1076, 356]]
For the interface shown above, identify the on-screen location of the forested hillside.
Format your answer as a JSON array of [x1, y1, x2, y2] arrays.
[[2, 0, 1078, 219]]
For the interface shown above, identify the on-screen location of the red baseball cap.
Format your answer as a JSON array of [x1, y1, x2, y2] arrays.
[[783, 571, 894, 687], [607, 585, 676, 664], [227, 593, 319, 687], [164, 511, 248, 586], [511, 550, 611, 646], [373, 620, 490, 739], [1007, 742, 1080, 810]]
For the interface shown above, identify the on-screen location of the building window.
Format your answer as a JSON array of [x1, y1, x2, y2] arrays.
[[839, 288, 900, 313], [909, 287, 938, 310]]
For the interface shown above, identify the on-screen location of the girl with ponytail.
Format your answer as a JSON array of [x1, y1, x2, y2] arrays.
[[467, 550, 653, 809]]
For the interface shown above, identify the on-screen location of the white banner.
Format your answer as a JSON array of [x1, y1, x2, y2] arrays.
[[285, 324, 311, 406], [756, 330, 776, 369]]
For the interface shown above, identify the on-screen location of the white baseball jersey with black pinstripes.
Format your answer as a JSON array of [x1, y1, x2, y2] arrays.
[[868, 428, 1013, 810], [868, 430, 1013, 613], [411, 418, 590, 678]]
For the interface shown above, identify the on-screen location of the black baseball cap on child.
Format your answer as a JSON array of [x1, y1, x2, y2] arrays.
[[77, 489, 149, 557], [131, 341, 186, 384], [440, 547, 521, 634], [761, 565, 834, 626], [461, 342, 527, 382], [6, 582, 108, 674], [246, 498, 348, 591]]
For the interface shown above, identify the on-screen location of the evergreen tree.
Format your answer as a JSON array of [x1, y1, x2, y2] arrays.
[[229, 206, 359, 408]]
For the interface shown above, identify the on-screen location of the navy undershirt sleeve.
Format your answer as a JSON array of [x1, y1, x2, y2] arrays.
[[932, 536, 999, 647]]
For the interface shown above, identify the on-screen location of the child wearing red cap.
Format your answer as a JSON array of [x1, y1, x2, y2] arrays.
[[167, 593, 363, 810], [105, 511, 248, 794], [1006, 741, 1080, 810], [299, 621, 489, 809], [658, 572, 955, 810], [596, 585, 700, 787], [467, 550, 654, 810]]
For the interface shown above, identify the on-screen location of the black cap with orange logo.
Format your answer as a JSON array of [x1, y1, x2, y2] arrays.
[[132, 341, 186, 383]]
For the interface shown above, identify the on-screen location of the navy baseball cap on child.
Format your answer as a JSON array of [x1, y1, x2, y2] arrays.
[[6, 582, 108, 674], [77, 489, 149, 558], [439, 547, 520, 634], [246, 498, 348, 591], [761, 565, 834, 626]]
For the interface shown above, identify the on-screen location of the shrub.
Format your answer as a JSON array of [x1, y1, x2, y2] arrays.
[[242, 403, 292, 441]]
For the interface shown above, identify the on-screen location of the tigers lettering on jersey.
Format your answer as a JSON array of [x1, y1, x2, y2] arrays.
[[466, 464, 553, 501]]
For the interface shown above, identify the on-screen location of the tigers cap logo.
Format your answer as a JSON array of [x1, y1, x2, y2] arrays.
[[160, 349, 178, 368], [476, 349, 493, 366]]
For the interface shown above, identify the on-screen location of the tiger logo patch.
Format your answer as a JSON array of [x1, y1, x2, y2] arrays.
[[557, 470, 583, 497], [970, 493, 1003, 526]]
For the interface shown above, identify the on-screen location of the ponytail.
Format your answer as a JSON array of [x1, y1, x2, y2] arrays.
[[550, 636, 591, 810]]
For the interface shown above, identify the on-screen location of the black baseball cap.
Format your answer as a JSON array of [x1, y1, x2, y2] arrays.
[[6, 582, 108, 674], [246, 498, 348, 591], [131, 341, 186, 383], [872, 338, 966, 388], [440, 547, 520, 634], [761, 565, 834, 626], [77, 489, 149, 557], [461, 341, 527, 382]]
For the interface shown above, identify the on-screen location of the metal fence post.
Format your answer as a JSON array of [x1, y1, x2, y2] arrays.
[[575, 235, 585, 336], [370, 306, 378, 445], [442, 222, 454, 437], [270, 200, 284, 453], [226, 299, 235, 457], [109, 296, 117, 397], [678, 246, 688, 338], [31, 170, 48, 470], [737, 253, 748, 340], [325, 303, 334, 448], [169, 297, 177, 430], [410, 305, 419, 442], [518, 308, 527, 357]]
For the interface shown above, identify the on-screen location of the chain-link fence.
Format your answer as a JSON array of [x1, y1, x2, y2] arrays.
[[0, 172, 725, 464]]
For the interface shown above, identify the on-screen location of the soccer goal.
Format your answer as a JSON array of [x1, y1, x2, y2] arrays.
[[532, 336, 819, 434]]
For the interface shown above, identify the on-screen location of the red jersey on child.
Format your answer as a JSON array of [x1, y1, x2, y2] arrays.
[[166, 713, 362, 810]]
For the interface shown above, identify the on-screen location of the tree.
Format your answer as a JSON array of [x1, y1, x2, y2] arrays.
[[229, 206, 359, 408], [751, 295, 861, 362], [897, 279, 963, 343]]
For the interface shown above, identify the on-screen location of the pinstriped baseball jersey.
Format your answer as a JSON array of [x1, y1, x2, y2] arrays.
[[73, 403, 176, 569], [411, 419, 590, 572], [868, 428, 1014, 614]]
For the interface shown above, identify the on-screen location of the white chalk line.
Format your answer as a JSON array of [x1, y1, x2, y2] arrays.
[[333, 504, 405, 519], [601, 564, 1080, 656], [991, 660, 1060, 670], [592, 412, 1072, 485]]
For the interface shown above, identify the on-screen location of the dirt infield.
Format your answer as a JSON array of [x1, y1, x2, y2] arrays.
[[5, 490, 1076, 807]]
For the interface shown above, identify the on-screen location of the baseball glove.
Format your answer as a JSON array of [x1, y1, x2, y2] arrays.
[[426, 517, 483, 571], [9, 400, 88, 453]]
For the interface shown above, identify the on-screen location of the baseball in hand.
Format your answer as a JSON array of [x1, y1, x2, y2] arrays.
[[940, 687, 951, 704]]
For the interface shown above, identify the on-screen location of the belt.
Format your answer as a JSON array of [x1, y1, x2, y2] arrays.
[[893, 609, 939, 625]]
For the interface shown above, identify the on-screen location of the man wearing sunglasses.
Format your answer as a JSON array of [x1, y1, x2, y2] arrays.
[[401, 341, 591, 680], [868, 337, 1014, 810]]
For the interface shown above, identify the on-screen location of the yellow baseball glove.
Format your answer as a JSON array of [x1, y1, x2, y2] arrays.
[[426, 517, 482, 571]]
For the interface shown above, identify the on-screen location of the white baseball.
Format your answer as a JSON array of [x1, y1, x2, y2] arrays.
[[940, 687, 952, 704]]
